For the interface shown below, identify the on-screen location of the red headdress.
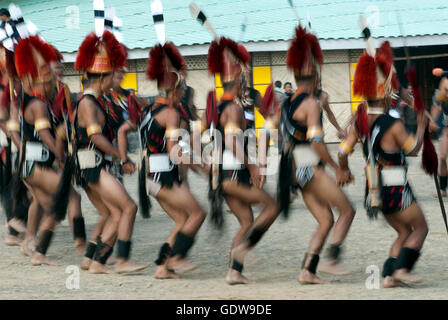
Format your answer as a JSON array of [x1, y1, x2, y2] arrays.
[[14, 35, 58, 83], [146, 41, 186, 91], [207, 37, 250, 84], [259, 83, 279, 118], [75, 30, 127, 74], [353, 41, 399, 102], [286, 25, 323, 79]]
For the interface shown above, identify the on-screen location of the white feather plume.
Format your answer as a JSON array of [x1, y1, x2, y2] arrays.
[[113, 16, 123, 43], [150, 0, 166, 45], [9, 3, 28, 39], [189, 2, 218, 41], [93, 0, 105, 37], [358, 15, 376, 57], [104, 7, 115, 31]]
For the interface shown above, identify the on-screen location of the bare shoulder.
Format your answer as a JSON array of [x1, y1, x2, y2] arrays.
[[164, 106, 180, 119], [28, 98, 48, 117], [302, 95, 320, 112], [159, 106, 180, 127], [78, 95, 95, 114]]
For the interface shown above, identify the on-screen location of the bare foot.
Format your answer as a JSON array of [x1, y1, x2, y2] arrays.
[[8, 218, 26, 234], [383, 276, 411, 288], [298, 269, 327, 284], [154, 265, 182, 279], [114, 260, 147, 274], [20, 239, 35, 256], [318, 260, 352, 275], [393, 269, 422, 284], [106, 256, 117, 265], [5, 234, 22, 246], [167, 258, 198, 274], [31, 253, 59, 266], [88, 261, 115, 274], [225, 269, 251, 285], [74, 239, 86, 256], [80, 257, 92, 270]]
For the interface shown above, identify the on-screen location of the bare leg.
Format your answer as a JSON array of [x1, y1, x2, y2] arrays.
[[153, 199, 186, 279], [87, 170, 143, 274], [81, 186, 111, 271], [224, 194, 254, 285], [22, 198, 41, 256], [25, 167, 62, 266], [66, 189, 86, 255], [221, 180, 278, 284], [157, 183, 205, 274], [304, 168, 355, 275], [389, 203, 428, 284], [298, 188, 332, 284], [382, 214, 412, 288]]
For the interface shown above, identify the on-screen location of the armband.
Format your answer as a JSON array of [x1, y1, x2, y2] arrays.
[[165, 127, 180, 139], [34, 118, 51, 132], [6, 120, 20, 134], [224, 122, 240, 135], [306, 126, 324, 142], [338, 140, 354, 155], [402, 135, 417, 155], [87, 124, 102, 137]]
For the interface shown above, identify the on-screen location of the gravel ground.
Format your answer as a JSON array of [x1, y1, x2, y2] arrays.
[[0, 143, 447, 300]]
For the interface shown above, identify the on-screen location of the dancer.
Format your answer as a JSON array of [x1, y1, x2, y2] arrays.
[[72, 29, 143, 274], [277, 24, 355, 284], [338, 39, 428, 287]]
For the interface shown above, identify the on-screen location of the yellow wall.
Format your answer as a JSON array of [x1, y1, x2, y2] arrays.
[[349, 62, 363, 113], [212, 66, 273, 144], [122, 72, 138, 92]]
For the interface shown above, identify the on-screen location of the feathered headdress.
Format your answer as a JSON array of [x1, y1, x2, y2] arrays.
[[259, 83, 279, 118], [14, 35, 58, 83], [146, 0, 186, 91], [286, 24, 323, 79], [207, 37, 250, 83], [353, 17, 399, 101], [74, 30, 127, 74], [353, 16, 399, 137], [189, 2, 250, 84]]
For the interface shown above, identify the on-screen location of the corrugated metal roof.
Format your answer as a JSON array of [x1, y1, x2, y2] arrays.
[[4, 0, 448, 53]]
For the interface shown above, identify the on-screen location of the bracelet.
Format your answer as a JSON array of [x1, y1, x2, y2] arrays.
[[120, 158, 131, 166]]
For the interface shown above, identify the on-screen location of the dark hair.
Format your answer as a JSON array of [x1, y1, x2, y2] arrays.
[[222, 79, 239, 91], [274, 80, 282, 88], [284, 82, 292, 88], [86, 72, 111, 81], [0, 8, 10, 17]]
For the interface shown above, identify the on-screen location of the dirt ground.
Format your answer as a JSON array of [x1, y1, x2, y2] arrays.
[[1, 143, 447, 300]]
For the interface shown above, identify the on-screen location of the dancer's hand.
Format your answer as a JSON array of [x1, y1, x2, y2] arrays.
[[336, 168, 353, 186], [337, 128, 348, 140], [122, 161, 136, 174], [248, 164, 260, 187]]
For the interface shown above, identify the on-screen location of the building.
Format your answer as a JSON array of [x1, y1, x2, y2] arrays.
[[13, 0, 448, 142]]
